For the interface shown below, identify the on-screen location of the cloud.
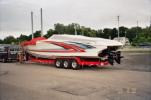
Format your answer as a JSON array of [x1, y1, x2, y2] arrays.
[[0, 0, 151, 39]]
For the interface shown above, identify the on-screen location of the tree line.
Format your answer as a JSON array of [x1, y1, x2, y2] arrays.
[[0, 23, 151, 46]]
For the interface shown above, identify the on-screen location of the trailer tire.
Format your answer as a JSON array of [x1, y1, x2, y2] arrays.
[[63, 60, 71, 69], [71, 60, 80, 70], [55, 59, 63, 68]]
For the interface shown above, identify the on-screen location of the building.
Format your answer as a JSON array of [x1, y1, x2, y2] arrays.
[[113, 37, 130, 46]]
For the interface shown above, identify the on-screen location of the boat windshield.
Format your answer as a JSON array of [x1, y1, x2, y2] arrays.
[[66, 42, 95, 49]]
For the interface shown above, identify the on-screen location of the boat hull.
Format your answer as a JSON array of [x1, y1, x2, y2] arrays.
[[27, 49, 101, 59]]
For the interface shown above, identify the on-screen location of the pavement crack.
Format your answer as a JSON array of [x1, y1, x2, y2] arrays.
[[52, 88, 81, 96]]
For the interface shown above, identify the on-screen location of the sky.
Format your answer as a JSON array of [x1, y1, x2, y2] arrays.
[[0, 0, 151, 39]]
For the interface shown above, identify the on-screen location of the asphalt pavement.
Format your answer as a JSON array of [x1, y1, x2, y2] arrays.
[[0, 52, 151, 100]]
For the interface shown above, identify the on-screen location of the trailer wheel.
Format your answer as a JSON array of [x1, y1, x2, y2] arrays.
[[71, 60, 80, 70], [63, 60, 71, 69], [55, 59, 63, 68]]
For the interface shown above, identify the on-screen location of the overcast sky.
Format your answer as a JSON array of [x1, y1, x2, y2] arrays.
[[0, 0, 151, 39]]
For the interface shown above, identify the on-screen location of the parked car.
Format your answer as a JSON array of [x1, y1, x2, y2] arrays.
[[138, 42, 151, 48], [0, 44, 20, 63]]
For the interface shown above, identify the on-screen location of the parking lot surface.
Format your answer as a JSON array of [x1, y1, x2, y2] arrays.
[[0, 53, 151, 100]]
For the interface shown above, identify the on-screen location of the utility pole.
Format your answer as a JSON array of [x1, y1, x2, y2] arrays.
[[137, 20, 139, 27], [40, 8, 43, 37], [81, 26, 84, 36], [74, 24, 77, 35], [150, 16, 151, 28], [117, 16, 120, 39], [31, 11, 34, 39], [136, 20, 139, 38]]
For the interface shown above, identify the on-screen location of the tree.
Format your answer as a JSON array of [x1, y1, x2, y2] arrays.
[[17, 34, 29, 43], [0, 39, 3, 44], [1, 23, 151, 46], [66, 23, 80, 35], [54, 23, 65, 34], [3, 36, 16, 44], [102, 28, 112, 39], [34, 31, 41, 37], [44, 29, 55, 38], [119, 26, 128, 37], [111, 28, 118, 39], [28, 31, 41, 40], [126, 27, 138, 43], [133, 27, 151, 44]]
